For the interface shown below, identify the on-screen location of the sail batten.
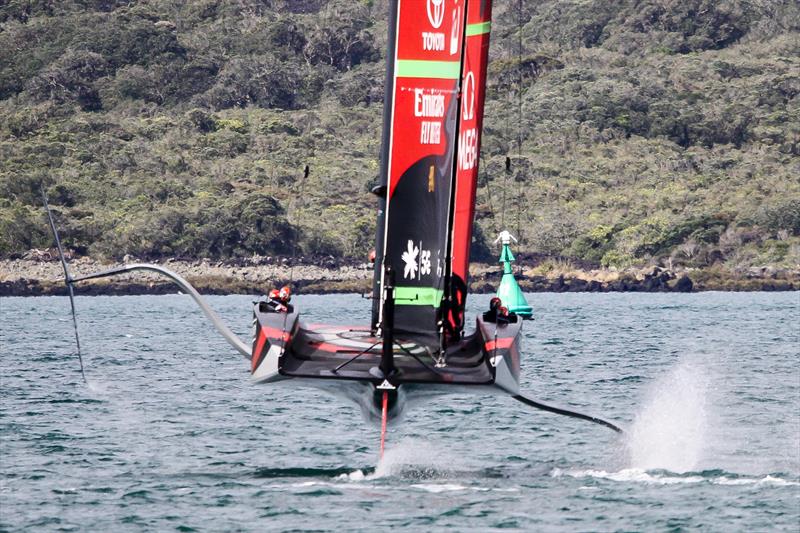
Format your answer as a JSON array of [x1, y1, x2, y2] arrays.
[[396, 60, 463, 79], [394, 286, 445, 307], [466, 21, 491, 36]]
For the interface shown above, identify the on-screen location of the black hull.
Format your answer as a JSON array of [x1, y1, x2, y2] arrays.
[[250, 302, 522, 422]]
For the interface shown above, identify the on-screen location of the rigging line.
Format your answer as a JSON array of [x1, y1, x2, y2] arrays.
[[288, 164, 310, 284], [42, 187, 87, 383], [331, 340, 382, 374], [331, 335, 441, 376], [280, 163, 310, 354], [516, 0, 524, 247], [478, 155, 499, 238], [500, 14, 510, 229], [394, 341, 440, 375]]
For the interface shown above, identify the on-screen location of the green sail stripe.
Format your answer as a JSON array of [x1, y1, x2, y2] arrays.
[[466, 21, 491, 36], [394, 286, 444, 306], [396, 60, 462, 79]]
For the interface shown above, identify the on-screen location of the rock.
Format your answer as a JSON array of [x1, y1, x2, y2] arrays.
[[472, 282, 494, 293], [642, 274, 668, 291], [608, 279, 630, 291], [154, 20, 176, 31], [707, 249, 724, 264], [674, 275, 693, 292], [568, 278, 587, 292]]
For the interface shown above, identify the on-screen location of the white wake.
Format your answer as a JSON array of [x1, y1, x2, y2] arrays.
[[623, 360, 711, 473]]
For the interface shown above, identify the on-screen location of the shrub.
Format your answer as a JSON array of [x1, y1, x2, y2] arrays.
[[25, 49, 109, 111], [756, 199, 800, 235], [196, 56, 312, 110], [0, 205, 50, 255]]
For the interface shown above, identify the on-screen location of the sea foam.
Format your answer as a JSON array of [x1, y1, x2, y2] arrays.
[[624, 360, 711, 473]]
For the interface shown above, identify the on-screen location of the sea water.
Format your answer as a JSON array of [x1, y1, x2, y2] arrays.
[[1, 292, 798, 531]]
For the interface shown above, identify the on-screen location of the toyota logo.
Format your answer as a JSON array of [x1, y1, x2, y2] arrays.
[[427, 0, 445, 29]]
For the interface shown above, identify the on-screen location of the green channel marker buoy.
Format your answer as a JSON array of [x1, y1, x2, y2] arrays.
[[494, 231, 533, 319]]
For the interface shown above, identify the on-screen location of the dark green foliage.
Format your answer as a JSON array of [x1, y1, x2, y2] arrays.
[[757, 199, 800, 235], [0, 0, 798, 270], [76, 12, 186, 70], [302, 2, 379, 71], [196, 56, 314, 110], [568, 226, 615, 264], [488, 55, 564, 96], [637, 216, 730, 257], [469, 224, 493, 263], [26, 49, 109, 110], [620, 0, 753, 52], [324, 63, 384, 107], [89, 192, 296, 260], [0, 206, 48, 255]]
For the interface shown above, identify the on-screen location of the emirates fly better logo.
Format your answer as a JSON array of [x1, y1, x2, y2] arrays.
[[427, 0, 445, 29]]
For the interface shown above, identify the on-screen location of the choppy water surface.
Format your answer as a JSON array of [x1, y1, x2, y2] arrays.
[[2, 292, 799, 531]]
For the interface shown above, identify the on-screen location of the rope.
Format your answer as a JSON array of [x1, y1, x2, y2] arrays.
[[516, 0, 524, 247], [499, 1, 527, 236], [479, 155, 500, 237], [287, 164, 309, 286], [279, 164, 309, 353], [500, 20, 511, 230]]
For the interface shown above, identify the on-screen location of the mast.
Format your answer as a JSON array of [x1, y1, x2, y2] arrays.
[[371, 0, 400, 332]]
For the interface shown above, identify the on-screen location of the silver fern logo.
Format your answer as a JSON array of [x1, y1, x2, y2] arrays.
[[401, 240, 419, 279]]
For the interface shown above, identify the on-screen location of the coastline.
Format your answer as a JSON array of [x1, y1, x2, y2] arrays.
[[1, 258, 797, 297]]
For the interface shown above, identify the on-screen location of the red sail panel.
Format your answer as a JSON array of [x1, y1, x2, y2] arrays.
[[379, 0, 469, 343], [448, 0, 493, 334]]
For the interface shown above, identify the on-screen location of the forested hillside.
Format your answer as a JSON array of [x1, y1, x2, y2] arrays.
[[1, 0, 798, 273]]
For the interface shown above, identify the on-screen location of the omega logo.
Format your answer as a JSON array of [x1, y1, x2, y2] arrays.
[[462, 71, 475, 121]]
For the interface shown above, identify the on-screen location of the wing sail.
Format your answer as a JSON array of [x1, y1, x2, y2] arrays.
[[448, 0, 493, 337], [374, 0, 470, 344]]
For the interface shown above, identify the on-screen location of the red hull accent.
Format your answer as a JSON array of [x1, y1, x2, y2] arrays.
[[251, 329, 267, 372], [484, 336, 514, 352]]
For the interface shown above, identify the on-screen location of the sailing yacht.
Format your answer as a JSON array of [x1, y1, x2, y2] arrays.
[[45, 1, 622, 446]]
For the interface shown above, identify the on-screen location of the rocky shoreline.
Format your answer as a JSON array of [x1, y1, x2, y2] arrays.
[[1, 257, 797, 297]]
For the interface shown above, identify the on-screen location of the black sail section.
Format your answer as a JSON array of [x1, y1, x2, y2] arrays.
[[373, 0, 469, 346]]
